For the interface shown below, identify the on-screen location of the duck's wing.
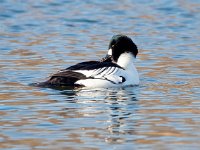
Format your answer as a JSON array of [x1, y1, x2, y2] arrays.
[[37, 61, 124, 88], [73, 62, 125, 85], [65, 54, 113, 70]]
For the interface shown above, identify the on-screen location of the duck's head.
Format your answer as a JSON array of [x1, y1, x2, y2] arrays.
[[101, 35, 138, 62]]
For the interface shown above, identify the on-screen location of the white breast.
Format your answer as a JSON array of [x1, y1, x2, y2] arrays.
[[116, 53, 139, 86]]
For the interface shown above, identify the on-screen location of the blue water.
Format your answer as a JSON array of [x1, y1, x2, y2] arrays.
[[0, 0, 200, 149]]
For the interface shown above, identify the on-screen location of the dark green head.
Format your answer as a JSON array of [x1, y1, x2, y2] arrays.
[[108, 35, 138, 62]]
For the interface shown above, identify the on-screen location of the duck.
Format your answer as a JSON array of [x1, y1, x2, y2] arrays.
[[35, 34, 139, 89]]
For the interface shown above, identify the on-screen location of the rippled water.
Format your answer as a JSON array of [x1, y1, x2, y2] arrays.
[[1, 0, 200, 149]]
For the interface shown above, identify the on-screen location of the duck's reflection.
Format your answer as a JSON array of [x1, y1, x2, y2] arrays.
[[60, 87, 139, 141]]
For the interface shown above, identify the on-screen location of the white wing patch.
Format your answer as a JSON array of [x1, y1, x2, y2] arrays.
[[74, 67, 124, 84]]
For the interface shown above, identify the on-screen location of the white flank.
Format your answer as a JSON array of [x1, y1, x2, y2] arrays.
[[75, 79, 111, 88]]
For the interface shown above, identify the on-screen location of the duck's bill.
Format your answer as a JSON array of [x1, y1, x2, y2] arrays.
[[100, 54, 112, 62]]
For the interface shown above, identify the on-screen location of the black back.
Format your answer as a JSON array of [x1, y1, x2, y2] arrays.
[[66, 61, 123, 70]]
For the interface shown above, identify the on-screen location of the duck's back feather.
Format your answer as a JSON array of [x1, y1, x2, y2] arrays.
[[36, 71, 87, 87], [35, 61, 124, 88]]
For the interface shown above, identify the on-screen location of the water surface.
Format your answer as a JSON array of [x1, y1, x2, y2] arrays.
[[0, 0, 200, 149]]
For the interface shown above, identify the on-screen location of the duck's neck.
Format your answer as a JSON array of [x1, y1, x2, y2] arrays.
[[117, 52, 135, 69]]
